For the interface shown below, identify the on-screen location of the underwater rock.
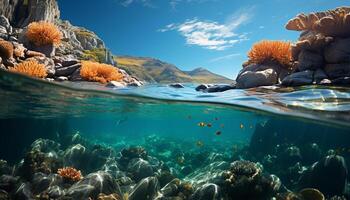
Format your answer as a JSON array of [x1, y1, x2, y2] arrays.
[[31, 172, 58, 194], [190, 183, 222, 200], [297, 50, 324, 71], [169, 83, 184, 88], [0, 160, 12, 176], [127, 158, 154, 182], [160, 178, 180, 197], [0, 175, 18, 193], [14, 183, 33, 200], [31, 139, 61, 154], [299, 155, 347, 196], [324, 38, 350, 63], [46, 185, 65, 198], [63, 144, 86, 169], [278, 145, 302, 167], [65, 171, 121, 199], [222, 160, 280, 200], [128, 176, 160, 200], [119, 147, 148, 168], [301, 143, 322, 165], [281, 70, 314, 86]]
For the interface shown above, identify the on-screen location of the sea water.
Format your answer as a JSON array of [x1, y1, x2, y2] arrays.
[[1, 69, 350, 199]]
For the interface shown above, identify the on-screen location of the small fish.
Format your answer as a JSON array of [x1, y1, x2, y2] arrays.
[[215, 131, 222, 136], [196, 141, 204, 147], [198, 122, 206, 127], [220, 124, 225, 128], [177, 156, 185, 164], [207, 123, 212, 128], [116, 117, 128, 126], [249, 125, 254, 129], [214, 117, 219, 121], [240, 123, 244, 129], [187, 115, 192, 119]]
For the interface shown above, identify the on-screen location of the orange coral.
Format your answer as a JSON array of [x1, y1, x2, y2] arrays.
[[80, 61, 124, 84], [247, 40, 292, 67], [0, 40, 14, 59], [57, 167, 82, 182], [26, 21, 62, 46], [9, 60, 47, 78]]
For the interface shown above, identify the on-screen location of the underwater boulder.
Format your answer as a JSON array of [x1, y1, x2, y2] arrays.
[[32, 173, 63, 195], [63, 144, 87, 169], [160, 178, 180, 197], [65, 171, 122, 199], [204, 84, 235, 93], [299, 155, 347, 196], [127, 158, 154, 182], [14, 183, 33, 200], [195, 84, 213, 91], [277, 145, 302, 167], [30, 138, 61, 154], [222, 160, 280, 200], [46, 185, 66, 198], [119, 146, 148, 168], [128, 176, 160, 200], [0, 175, 18, 193], [190, 183, 222, 200], [324, 63, 350, 79]]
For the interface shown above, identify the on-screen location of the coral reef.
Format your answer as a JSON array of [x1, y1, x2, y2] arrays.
[[8, 60, 47, 78], [80, 61, 124, 84], [26, 21, 62, 47], [57, 167, 82, 182]]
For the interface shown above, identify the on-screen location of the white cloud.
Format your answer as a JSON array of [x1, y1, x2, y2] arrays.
[[160, 8, 253, 50], [117, 0, 154, 7], [210, 53, 241, 62]]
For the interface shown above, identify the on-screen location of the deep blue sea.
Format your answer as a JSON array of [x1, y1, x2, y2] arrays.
[[1, 69, 350, 199]]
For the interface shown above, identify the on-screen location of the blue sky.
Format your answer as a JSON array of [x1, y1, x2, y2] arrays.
[[57, 0, 347, 78]]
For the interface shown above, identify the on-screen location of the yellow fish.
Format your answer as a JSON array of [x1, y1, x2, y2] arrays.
[[198, 122, 206, 127], [240, 124, 244, 129], [196, 141, 204, 147]]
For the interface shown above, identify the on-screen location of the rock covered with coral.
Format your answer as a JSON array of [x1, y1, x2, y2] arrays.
[[282, 7, 350, 86], [0, 0, 143, 87]]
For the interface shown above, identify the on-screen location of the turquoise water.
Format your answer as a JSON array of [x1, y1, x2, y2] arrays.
[[1, 69, 350, 199]]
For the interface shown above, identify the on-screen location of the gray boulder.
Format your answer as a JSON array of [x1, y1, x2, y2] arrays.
[[324, 38, 350, 63], [190, 183, 222, 200], [55, 63, 81, 77], [129, 176, 160, 200], [281, 70, 314, 86], [324, 63, 350, 79], [236, 68, 278, 89], [297, 50, 324, 71], [65, 171, 121, 199], [127, 158, 154, 182], [0, 0, 60, 28], [314, 69, 328, 84]]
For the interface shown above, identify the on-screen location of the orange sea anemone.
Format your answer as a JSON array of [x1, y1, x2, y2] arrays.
[[57, 167, 82, 182], [80, 61, 123, 84], [9, 60, 47, 78], [26, 21, 62, 46], [247, 40, 292, 67], [0, 40, 14, 59]]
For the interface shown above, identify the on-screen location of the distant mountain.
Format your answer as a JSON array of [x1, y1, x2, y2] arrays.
[[115, 56, 232, 83]]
